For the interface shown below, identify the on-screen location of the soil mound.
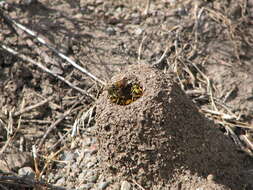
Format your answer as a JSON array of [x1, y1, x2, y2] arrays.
[[95, 64, 244, 189]]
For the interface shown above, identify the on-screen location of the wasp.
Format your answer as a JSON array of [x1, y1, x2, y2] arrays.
[[107, 77, 143, 105], [107, 77, 128, 104], [131, 84, 143, 100]]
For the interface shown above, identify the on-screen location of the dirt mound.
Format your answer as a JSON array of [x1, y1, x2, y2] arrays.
[[96, 64, 245, 189]]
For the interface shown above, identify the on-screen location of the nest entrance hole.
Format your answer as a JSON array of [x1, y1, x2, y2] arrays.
[[107, 77, 143, 105]]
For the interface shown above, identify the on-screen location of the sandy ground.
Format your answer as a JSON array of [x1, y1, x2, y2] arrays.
[[0, 0, 253, 189]]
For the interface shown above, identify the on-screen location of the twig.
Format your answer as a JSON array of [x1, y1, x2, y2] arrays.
[[0, 9, 106, 85], [14, 96, 54, 117], [204, 7, 242, 65], [0, 100, 25, 155], [143, 0, 151, 15], [138, 36, 147, 63], [0, 110, 14, 155], [0, 174, 67, 190], [49, 130, 72, 151], [0, 134, 12, 156], [223, 85, 237, 103], [37, 98, 82, 150], [0, 43, 96, 100], [194, 5, 204, 44], [239, 135, 253, 151], [34, 92, 62, 110], [32, 145, 40, 179], [20, 119, 52, 124], [190, 60, 218, 111], [201, 108, 236, 120], [37, 111, 71, 150], [39, 146, 66, 179], [132, 179, 146, 190], [224, 125, 244, 149], [153, 46, 169, 66]]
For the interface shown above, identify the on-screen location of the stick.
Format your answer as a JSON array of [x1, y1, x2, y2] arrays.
[[37, 99, 82, 150], [144, 0, 151, 15], [14, 96, 54, 117], [0, 174, 67, 190], [138, 36, 147, 63], [0, 43, 96, 100], [0, 9, 106, 86]]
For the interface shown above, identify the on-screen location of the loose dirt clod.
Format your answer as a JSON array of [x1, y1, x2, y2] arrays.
[[96, 64, 246, 189]]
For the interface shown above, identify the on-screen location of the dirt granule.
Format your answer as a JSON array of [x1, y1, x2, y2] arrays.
[[96, 64, 246, 189]]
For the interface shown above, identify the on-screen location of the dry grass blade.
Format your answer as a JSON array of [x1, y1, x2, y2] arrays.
[[224, 125, 244, 149], [39, 146, 66, 179], [49, 129, 72, 152], [154, 46, 170, 66], [201, 108, 236, 120], [138, 35, 147, 64], [203, 7, 242, 65], [0, 100, 25, 155], [13, 96, 54, 117], [165, 11, 253, 156], [37, 97, 83, 150], [143, 0, 151, 15], [72, 105, 95, 133], [240, 134, 253, 151], [132, 179, 146, 190]]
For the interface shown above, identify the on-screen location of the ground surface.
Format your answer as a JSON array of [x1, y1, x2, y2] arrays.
[[0, 0, 253, 190], [96, 64, 247, 190]]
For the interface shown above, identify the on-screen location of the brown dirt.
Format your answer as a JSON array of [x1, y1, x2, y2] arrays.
[[96, 64, 245, 190], [0, 0, 253, 189]]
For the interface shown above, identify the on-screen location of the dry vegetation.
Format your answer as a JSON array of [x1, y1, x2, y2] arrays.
[[0, 0, 253, 189]]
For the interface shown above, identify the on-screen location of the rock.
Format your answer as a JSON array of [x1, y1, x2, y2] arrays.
[[98, 181, 110, 189], [134, 28, 143, 36], [18, 167, 35, 179], [106, 27, 116, 36], [78, 183, 94, 190], [120, 181, 131, 190], [62, 151, 75, 162], [86, 171, 98, 183], [78, 172, 87, 182]]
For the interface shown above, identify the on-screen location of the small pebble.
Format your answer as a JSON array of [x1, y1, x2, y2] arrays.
[[86, 171, 98, 183], [121, 181, 131, 190], [98, 181, 110, 189], [106, 27, 116, 36], [207, 174, 215, 182], [83, 145, 98, 155], [78, 183, 94, 190], [62, 151, 75, 162], [18, 167, 35, 179], [135, 28, 143, 36], [82, 137, 92, 146], [78, 172, 86, 182]]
